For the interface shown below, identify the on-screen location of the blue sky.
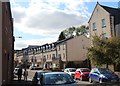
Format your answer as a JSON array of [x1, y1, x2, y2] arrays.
[[10, 0, 120, 50]]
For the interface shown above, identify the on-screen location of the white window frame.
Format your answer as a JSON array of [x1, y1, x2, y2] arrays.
[[93, 22, 96, 31]]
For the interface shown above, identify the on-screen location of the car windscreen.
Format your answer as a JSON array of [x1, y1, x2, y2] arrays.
[[98, 68, 113, 74], [43, 73, 75, 85], [69, 69, 76, 72]]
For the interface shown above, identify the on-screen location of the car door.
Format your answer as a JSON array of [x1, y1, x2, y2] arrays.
[[92, 69, 100, 82], [76, 69, 81, 79]]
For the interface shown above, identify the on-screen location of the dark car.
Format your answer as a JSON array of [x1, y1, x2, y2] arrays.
[[74, 68, 90, 81], [37, 72, 78, 86], [89, 68, 119, 83]]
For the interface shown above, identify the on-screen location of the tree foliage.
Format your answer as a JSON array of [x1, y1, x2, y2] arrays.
[[87, 35, 120, 67], [58, 25, 89, 41], [58, 32, 66, 41], [76, 25, 88, 36]]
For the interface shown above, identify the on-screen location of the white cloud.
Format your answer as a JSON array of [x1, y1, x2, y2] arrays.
[[11, 0, 90, 49]]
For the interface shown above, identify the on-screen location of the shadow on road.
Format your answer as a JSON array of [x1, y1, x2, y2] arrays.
[[2, 79, 120, 86]]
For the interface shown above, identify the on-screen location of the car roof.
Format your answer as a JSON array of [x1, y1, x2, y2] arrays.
[[92, 68, 108, 69], [44, 72, 67, 75], [36, 70, 51, 73]]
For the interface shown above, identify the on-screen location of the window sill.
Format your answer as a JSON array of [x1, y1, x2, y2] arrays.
[[93, 29, 97, 31], [102, 26, 106, 28]]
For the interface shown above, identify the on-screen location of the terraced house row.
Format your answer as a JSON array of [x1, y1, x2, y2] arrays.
[[14, 35, 90, 70]]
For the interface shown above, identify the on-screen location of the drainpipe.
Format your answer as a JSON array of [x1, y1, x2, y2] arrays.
[[65, 41, 67, 69]]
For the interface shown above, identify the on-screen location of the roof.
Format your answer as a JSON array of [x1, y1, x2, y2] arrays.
[[100, 4, 120, 15], [56, 36, 74, 44], [88, 2, 120, 23]]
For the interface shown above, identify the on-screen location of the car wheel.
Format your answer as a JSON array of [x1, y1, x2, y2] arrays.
[[89, 77, 93, 83], [80, 76, 83, 81], [99, 78, 103, 83]]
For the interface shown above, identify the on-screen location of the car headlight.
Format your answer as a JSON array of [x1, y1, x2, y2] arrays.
[[102, 75, 108, 79]]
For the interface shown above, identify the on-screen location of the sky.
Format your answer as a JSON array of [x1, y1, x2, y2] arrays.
[[8, 0, 120, 50]]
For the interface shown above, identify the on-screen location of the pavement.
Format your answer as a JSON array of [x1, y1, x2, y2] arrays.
[[2, 75, 33, 86], [1, 80, 34, 86]]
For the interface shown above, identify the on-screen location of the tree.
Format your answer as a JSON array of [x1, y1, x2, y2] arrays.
[[68, 27, 76, 37], [76, 25, 89, 36], [87, 35, 109, 67], [106, 37, 120, 65], [58, 32, 66, 41], [87, 35, 120, 68], [58, 25, 89, 41]]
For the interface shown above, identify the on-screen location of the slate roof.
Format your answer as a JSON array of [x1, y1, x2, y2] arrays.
[[100, 4, 120, 15], [88, 2, 120, 23]]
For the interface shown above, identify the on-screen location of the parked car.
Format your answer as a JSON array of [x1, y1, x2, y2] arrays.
[[89, 68, 119, 83], [35, 72, 78, 86], [74, 68, 90, 81], [64, 68, 76, 78]]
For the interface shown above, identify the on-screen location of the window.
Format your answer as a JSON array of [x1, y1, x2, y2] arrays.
[[102, 19, 106, 28], [50, 54, 51, 59], [58, 54, 61, 58], [52, 54, 55, 59], [59, 46, 60, 50], [63, 53, 65, 59], [63, 44, 64, 50], [47, 55, 48, 59], [63, 44, 65, 50], [93, 22, 96, 31]]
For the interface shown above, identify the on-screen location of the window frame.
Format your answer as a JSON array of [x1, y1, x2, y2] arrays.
[[102, 19, 106, 28], [93, 22, 97, 31]]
